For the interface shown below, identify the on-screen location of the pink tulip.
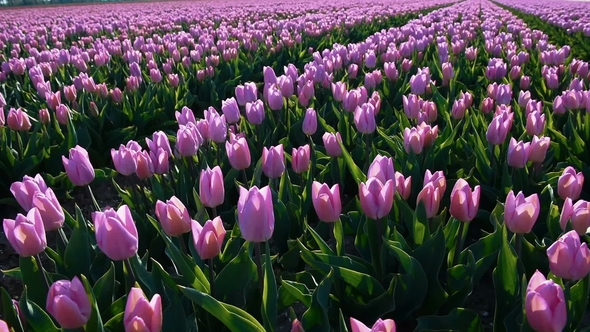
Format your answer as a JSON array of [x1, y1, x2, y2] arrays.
[[504, 191, 540, 234], [206, 108, 227, 143], [32, 188, 64, 231], [245, 100, 265, 125], [199, 166, 224, 208], [350, 317, 396, 332], [367, 155, 395, 184], [359, 177, 395, 220], [175, 106, 196, 126], [292, 145, 311, 174], [416, 182, 441, 218], [155, 196, 191, 236], [237, 186, 274, 242], [291, 319, 305, 332], [225, 136, 251, 170], [3, 208, 46, 257], [302, 108, 317, 135], [480, 97, 494, 114], [6, 108, 32, 131], [0, 320, 8, 332], [10, 174, 49, 211], [135, 150, 154, 179], [450, 179, 481, 222], [124, 287, 162, 332], [267, 84, 284, 111], [525, 270, 567, 332], [354, 103, 376, 134], [395, 172, 412, 200], [39, 108, 50, 125], [553, 96, 566, 114], [528, 136, 550, 163], [547, 230, 590, 281], [526, 111, 545, 136], [46, 276, 91, 329], [424, 170, 446, 193], [507, 138, 530, 169], [409, 67, 430, 95], [111, 145, 138, 176], [56, 104, 70, 125], [62, 145, 95, 186], [331, 82, 347, 102], [486, 112, 513, 145], [262, 144, 286, 179], [403, 127, 423, 154], [311, 182, 341, 222], [191, 217, 226, 260], [322, 132, 342, 157], [557, 166, 584, 201], [559, 198, 590, 235], [221, 97, 241, 124], [92, 205, 138, 261], [402, 94, 421, 119]]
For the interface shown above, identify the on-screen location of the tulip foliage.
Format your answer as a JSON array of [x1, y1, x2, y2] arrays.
[[2, 0, 590, 331]]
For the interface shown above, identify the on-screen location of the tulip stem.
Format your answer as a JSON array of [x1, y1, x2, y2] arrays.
[[211, 207, 217, 218], [86, 185, 101, 212], [241, 169, 249, 188], [124, 258, 137, 290], [35, 254, 51, 290], [208, 258, 216, 298], [216, 142, 223, 166], [452, 221, 466, 266], [255, 242, 264, 294], [364, 133, 372, 173], [177, 235, 188, 256], [515, 233, 523, 260]]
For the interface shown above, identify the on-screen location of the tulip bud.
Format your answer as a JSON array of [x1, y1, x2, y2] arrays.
[[3, 208, 47, 257], [62, 145, 95, 186], [7, 108, 32, 131], [237, 186, 274, 242], [266, 84, 283, 111], [111, 144, 138, 176], [450, 179, 481, 222], [225, 136, 251, 170], [547, 230, 590, 281], [416, 182, 441, 218], [191, 217, 226, 260], [311, 181, 341, 222], [92, 205, 138, 260], [557, 166, 584, 201], [504, 190, 540, 234], [507, 138, 530, 168], [221, 97, 241, 124], [528, 136, 550, 163], [291, 319, 305, 332], [155, 196, 191, 236], [124, 287, 162, 332], [302, 108, 317, 135], [291, 145, 311, 174], [403, 127, 423, 154], [354, 103, 376, 134], [322, 132, 342, 157], [525, 271, 567, 332], [46, 276, 91, 329], [526, 111, 545, 136], [350, 318, 396, 332], [245, 100, 265, 125], [199, 166, 225, 208]]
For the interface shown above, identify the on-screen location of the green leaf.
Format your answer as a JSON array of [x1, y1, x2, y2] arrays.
[[567, 274, 590, 330], [413, 201, 430, 247], [179, 286, 265, 332], [492, 224, 521, 332], [93, 262, 116, 315], [19, 288, 59, 332], [262, 242, 278, 332], [19, 256, 49, 308], [64, 204, 92, 277], [104, 312, 125, 332], [1, 287, 24, 332], [415, 308, 483, 332], [306, 223, 335, 255], [279, 280, 312, 308], [301, 268, 334, 332], [215, 241, 257, 307], [80, 274, 105, 332], [411, 229, 448, 315]]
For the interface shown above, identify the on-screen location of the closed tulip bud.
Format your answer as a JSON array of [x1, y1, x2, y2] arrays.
[[547, 230, 590, 281], [111, 87, 123, 104], [553, 95, 566, 114], [507, 138, 530, 168], [206, 109, 227, 143], [395, 172, 412, 200], [450, 179, 481, 222], [486, 112, 513, 145], [504, 190, 540, 234], [442, 62, 454, 85], [331, 82, 347, 102], [63, 85, 77, 102], [262, 144, 285, 179], [343, 89, 360, 113], [149, 148, 169, 175], [322, 132, 342, 157], [416, 182, 441, 218], [518, 90, 531, 108], [384, 62, 399, 81], [359, 177, 395, 220], [520, 76, 531, 90], [149, 68, 162, 83], [92, 205, 138, 260], [176, 123, 202, 157], [559, 198, 590, 235], [302, 108, 317, 135], [237, 185, 274, 242], [135, 151, 154, 180], [451, 99, 466, 119], [39, 108, 50, 125], [267, 84, 283, 111], [557, 166, 584, 201], [402, 94, 421, 119], [528, 136, 550, 163], [225, 136, 251, 170], [525, 271, 567, 332], [32, 188, 64, 231], [199, 166, 224, 208], [111, 145, 138, 176], [291, 319, 305, 332], [526, 111, 545, 136], [350, 318, 396, 332], [354, 103, 376, 134], [292, 145, 311, 173], [124, 287, 162, 332], [191, 217, 226, 260], [480, 97, 494, 114], [62, 145, 95, 186], [409, 68, 430, 95], [55, 104, 70, 125], [0, 319, 9, 331], [46, 277, 91, 329], [348, 64, 359, 79], [403, 127, 423, 154], [7, 108, 32, 131], [221, 97, 241, 124], [3, 208, 46, 257], [245, 100, 265, 125], [311, 182, 341, 222]]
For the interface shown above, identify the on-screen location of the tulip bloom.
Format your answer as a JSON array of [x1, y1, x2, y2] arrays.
[[547, 230, 590, 281], [191, 217, 226, 260], [6, 108, 32, 131], [199, 166, 225, 208], [245, 100, 265, 125], [262, 144, 286, 179], [322, 132, 342, 157], [221, 97, 241, 124], [486, 112, 513, 145], [367, 155, 395, 184], [237, 186, 274, 242], [504, 191, 540, 234], [507, 138, 530, 168], [403, 127, 423, 154], [155, 196, 191, 236], [395, 172, 412, 200], [111, 144, 138, 176], [416, 182, 441, 218], [354, 103, 376, 134], [32, 188, 65, 231], [525, 270, 567, 332], [526, 111, 546, 136], [92, 205, 138, 261], [3, 208, 47, 257], [359, 178, 395, 220], [557, 166, 584, 201], [10, 174, 49, 212], [424, 170, 446, 194], [559, 198, 590, 235], [46, 276, 91, 329], [124, 287, 162, 332], [62, 145, 95, 186], [291, 145, 311, 174], [311, 182, 341, 222], [302, 108, 317, 135], [449, 179, 480, 222], [225, 136, 251, 170], [350, 317, 396, 332], [528, 136, 550, 163]]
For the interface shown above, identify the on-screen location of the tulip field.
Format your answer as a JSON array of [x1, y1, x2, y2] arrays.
[[2, 0, 590, 330]]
